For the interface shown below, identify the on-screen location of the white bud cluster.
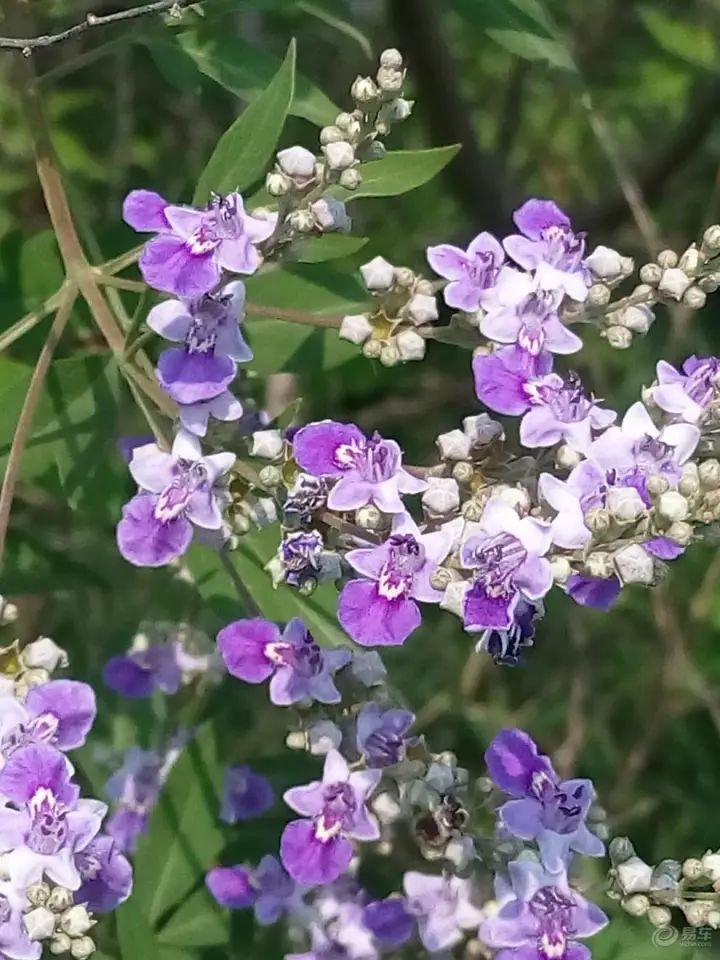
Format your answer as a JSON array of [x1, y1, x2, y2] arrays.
[[23, 885, 96, 958]]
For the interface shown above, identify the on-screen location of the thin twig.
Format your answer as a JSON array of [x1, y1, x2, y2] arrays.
[[0, 0, 205, 52], [0, 286, 66, 352], [245, 302, 343, 329], [0, 287, 77, 568]]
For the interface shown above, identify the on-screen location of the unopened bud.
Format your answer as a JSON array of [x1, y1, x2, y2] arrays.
[[266, 171, 291, 196], [639, 263, 662, 286], [646, 474, 669, 497], [351, 76, 379, 102], [335, 112, 361, 137], [550, 556, 571, 584], [393, 266, 416, 288], [311, 197, 350, 231], [422, 478, 460, 517], [50, 934, 72, 955], [463, 413, 503, 445], [70, 937, 96, 960], [395, 329, 426, 361], [586, 245, 624, 279], [21, 637, 67, 672], [682, 285, 707, 309], [657, 491, 689, 523], [585, 551, 614, 579], [308, 720, 342, 756], [277, 145, 315, 182], [25, 907, 56, 942], [430, 567, 454, 590], [453, 462, 475, 485], [48, 888, 74, 913], [678, 474, 700, 498], [287, 208, 315, 234], [436, 429, 472, 461], [258, 465, 282, 488], [27, 883, 51, 907], [250, 429, 284, 461], [440, 579, 471, 618], [379, 97, 413, 123], [339, 313, 372, 345], [587, 283, 611, 306], [647, 905, 673, 928], [362, 338, 382, 359], [618, 304, 654, 334], [682, 858, 704, 880], [338, 167, 362, 190], [320, 125, 344, 145], [376, 66, 404, 93], [700, 459, 720, 489], [461, 496, 484, 519], [702, 851, 720, 882], [555, 444, 583, 470], [355, 504, 385, 531], [667, 521, 692, 545], [586, 509, 611, 536], [379, 343, 400, 367], [615, 544, 654, 585], [607, 486, 645, 522], [323, 141, 355, 171], [658, 267, 691, 299], [703, 225, 720, 252], [379, 48, 404, 69], [622, 894, 650, 917], [360, 256, 394, 292], [407, 293, 438, 325], [657, 249, 679, 269], [684, 901, 713, 927], [60, 906, 94, 938], [605, 325, 632, 349]]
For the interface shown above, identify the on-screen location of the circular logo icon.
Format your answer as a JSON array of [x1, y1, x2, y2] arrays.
[[652, 926, 680, 947]]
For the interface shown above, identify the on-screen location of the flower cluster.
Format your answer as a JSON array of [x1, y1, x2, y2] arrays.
[[0, 637, 131, 958]]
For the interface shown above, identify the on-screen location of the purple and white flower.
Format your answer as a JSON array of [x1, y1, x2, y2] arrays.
[[473, 345, 553, 416], [356, 702, 415, 768], [280, 750, 380, 885], [217, 617, 351, 706], [338, 513, 461, 647], [362, 897, 414, 949], [103, 643, 183, 699], [520, 373, 615, 452], [426, 232, 505, 312], [207, 853, 305, 922], [476, 598, 540, 666], [116, 430, 234, 567], [649, 355, 720, 424], [123, 190, 275, 298], [486, 729, 605, 872], [76, 834, 133, 913], [403, 871, 484, 952], [0, 680, 96, 759], [292, 421, 427, 515], [220, 766, 274, 823]]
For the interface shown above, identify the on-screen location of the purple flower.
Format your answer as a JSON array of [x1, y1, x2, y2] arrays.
[[124, 190, 275, 297], [0, 745, 106, 889], [650, 355, 720, 424], [0, 878, 43, 960], [476, 598, 540, 666], [426, 232, 504, 312], [217, 617, 351, 706], [76, 834, 133, 912], [565, 574, 622, 612], [117, 430, 235, 567], [479, 268, 582, 355], [473, 345, 553, 416], [177, 390, 245, 438], [103, 644, 183, 699], [148, 281, 251, 405], [403, 871, 484, 952], [460, 500, 552, 632], [106, 808, 148, 855], [206, 865, 255, 909], [503, 199, 590, 301], [279, 530, 325, 588], [251, 854, 306, 924], [520, 373, 615, 453], [280, 750, 380, 885], [0, 680, 96, 757], [338, 513, 461, 647], [356, 703, 415, 768], [486, 729, 605, 872], [293, 421, 427, 515], [104, 746, 170, 853], [220, 766, 274, 823], [362, 897, 414, 948], [480, 858, 607, 960]]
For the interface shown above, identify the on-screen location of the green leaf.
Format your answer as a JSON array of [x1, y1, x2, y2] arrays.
[[293, 234, 369, 263], [486, 29, 577, 71], [297, 1, 372, 57], [18, 231, 64, 311], [116, 891, 158, 958], [194, 40, 296, 204], [639, 8, 717, 70], [158, 885, 228, 949], [453, 0, 556, 33], [133, 722, 225, 926], [338, 145, 461, 201]]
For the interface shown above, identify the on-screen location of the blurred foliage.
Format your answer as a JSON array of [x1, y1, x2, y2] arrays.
[[3, 0, 720, 957]]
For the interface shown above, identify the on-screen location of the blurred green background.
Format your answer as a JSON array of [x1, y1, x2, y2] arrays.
[[2, 0, 720, 957]]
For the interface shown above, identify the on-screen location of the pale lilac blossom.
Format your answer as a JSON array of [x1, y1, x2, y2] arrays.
[[403, 871, 484, 953], [649, 355, 720, 424], [426, 232, 504, 312]]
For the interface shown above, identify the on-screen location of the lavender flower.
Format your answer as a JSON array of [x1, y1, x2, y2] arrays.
[[220, 765, 274, 823], [565, 574, 622, 612], [217, 617, 351, 706], [473, 345, 553, 416], [338, 513, 461, 647], [426, 232, 505, 311], [356, 702, 415, 768], [206, 865, 256, 909], [486, 729, 604, 872], [504, 198, 590, 301], [476, 598, 540, 666], [362, 897, 414, 948], [520, 373, 615, 452], [116, 430, 235, 567], [123, 190, 275, 297], [403, 871, 484, 952], [650, 355, 720, 424], [76, 834, 133, 913], [103, 644, 183, 699], [460, 500, 552, 632], [0, 878, 43, 959], [292, 421, 426, 514], [280, 750, 380, 885], [480, 858, 607, 960], [177, 391, 245, 438], [0, 679, 96, 756]]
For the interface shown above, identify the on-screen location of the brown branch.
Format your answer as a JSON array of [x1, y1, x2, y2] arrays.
[[245, 302, 343, 328], [0, 0, 205, 53], [0, 287, 77, 568]]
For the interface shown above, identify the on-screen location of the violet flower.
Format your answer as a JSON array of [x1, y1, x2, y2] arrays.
[[123, 190, 275, 298], [280, 750, 380, 885], [362, 897, 414, 949], [476, 598, 540, 666], [177, 391, 245, 438], [0, 744, 106, 889], [292, 421, 427, 515], [217, 617, 351, 706], [338, 512, 461, 647], [220, 765, 274, 823], [356, 702, 415, 768], [473, 345, 553, 416], [103, 644, 183, 699], [426, 232, 504, 312], [486, 729, 605, 872], [206, 865, 256, 909], [503, 198, 590, 301], [0, 680, 96, 758], [520, 373, 615, 453], [479, 268, 582, 355], [104, 745, 176, 854], [480, 858, 607, 960], [460, 500, 553, 632], [116, 430, 235, 568], [403, 871, 484, 953], [565, 574, 622, 612], [650, 355, 720, 424], [76, 834, 133, 913]]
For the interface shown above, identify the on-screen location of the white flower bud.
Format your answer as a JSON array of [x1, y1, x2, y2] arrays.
[[658, 267, 691, 299], [276, 145, 316, 182], [335, 112, 362, 138], [425, 761, 455, 794], [605, 325, 632, 349], [463, 413, 503, 445], [48, 887, 74, 912], [322, 141, 355, 171], [379, 97, 413, 122], [702, 852, 720, 882], [414, 278, 435, 296], [683, 901, 712, 927], [393, 267, 416, 288], [550, 557, 571, 584], [618, 304, 654, 334], [461, 496, 484, 519], [27, 883, 50, 907], [436, 429, 472, 461], [607, 486, 645, 522], [699, 459, 720, 489], [364, 141, 386, 160], [339, 313, 372, 345], [638, 263, 662, 286], [311, 197, 350, 232], [70, 937, 96, 960], [586, 551, 614, 579], [250, 429, 284, 461], [379, 343, 400, 367], [441, 579, 471, 618], [679, 244, 701, 273], [555, 444, 583, 470], [285, 730, 307, 750], [585, 245, 624, 279], [395, 329, 426, 362], [60, 906, 95, 938], [350, 650, 387, 686], [646, 475, 669, 498], [24, 906, 57, 942], [703, 225, 720, 251], [21, 637, 68, 673], [360, 256, 394, 292], [587, 283, 610, 306], [682, 858, 704, 880], [351, 75, 379, 102], [376, 66, 404, 93], [407, 293, 438, 326], [266, 171, 291, 197], [422, 478, 460, 517], [445, 835, 475, 871], [586, 509, 611, 535], [493, 484, 530, 513], [682, 285, 707, 309], [320, 125, 344, 145], [617, 856, 653, 894], [615, 544, 654, 585], [430, 567, 454, 590], [258, 465, 282, 488], [619, 256, 635, 276], [287, 209, 316, 234], [50, 934, 72, 955], [0, 599, 17, 625], [355, 504, 385, 531], [657, 491, 689, 523], [647, 905, 673, 928], [308, 720, 342, 756], [339, 167, 362, 190], [622, 894, 650, 917], [362, 339, 382, 359], [657, 249, 679, 269], [380, 48, 404, 69]]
